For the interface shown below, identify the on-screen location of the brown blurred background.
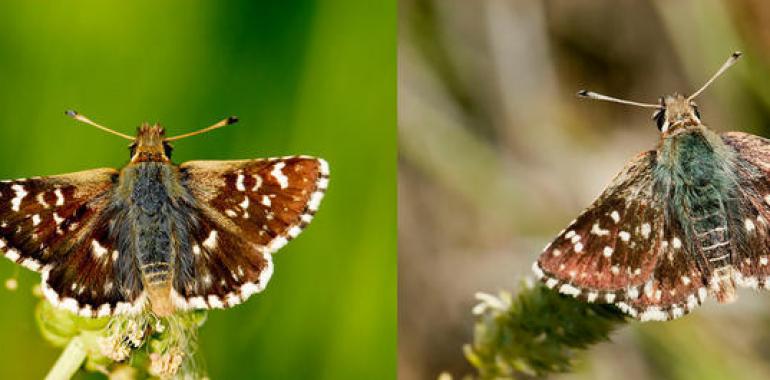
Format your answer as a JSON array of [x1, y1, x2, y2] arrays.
[[399, 1, 770, 379]]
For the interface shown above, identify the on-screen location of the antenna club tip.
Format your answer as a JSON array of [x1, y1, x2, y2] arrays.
[[732, 51, 743, 59], [226, 116, 239, 125], [577, 90, 590, 97], [65, 110, 78, 118]]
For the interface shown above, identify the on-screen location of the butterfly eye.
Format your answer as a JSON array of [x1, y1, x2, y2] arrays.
[[653, 109, 666, 131], [163, 142, 173, 158], [692, 104, 702, 120]]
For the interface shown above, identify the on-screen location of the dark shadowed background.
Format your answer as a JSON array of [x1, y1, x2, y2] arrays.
[[0, 1, 395, 379], [400, 0, 770, 379]]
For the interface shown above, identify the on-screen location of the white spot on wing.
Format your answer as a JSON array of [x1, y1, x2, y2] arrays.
[[4, 248, 20, 261], [97, 304, 111, 318], [318, 158, 330, 176], [641, 223, 651, 238], [236, 173, 246, 191], [203, 230, 218, 249], [271, 162, 289, 189], [10, 184, 27, 212], [610, 210, 620, 223], [225, 293, 241, 306], [640, 306, 667, 322], [21, 258, 40, 271], [672, 237, 682, 249], [207, 295, 224, 308], [671, 305, 684, 319], [91, 240, 108, 258], [559, 283, 581, 297], [308, 191, 324, 211], [31, 214, 41, 226], [619, 231, 630, 242], [745, 218, 756, 233], [317, 177, 329, 190], [54, 188, 65, 206], [36, 193, 49, 208], [251, 175, 263, 191], [287, 226, 302, 238], [603, 246, 613, 258], [591, 223, 610, 236], [531, 262, 544, 279], [268, 236, 288, 253], [189, 296, 207, 309], [261, 195, 271, 207]]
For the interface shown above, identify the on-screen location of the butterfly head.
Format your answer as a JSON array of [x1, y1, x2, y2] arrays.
[[652, 94, 702, 134], [65, 111, 239, 163], [130, 123, 173, 163]]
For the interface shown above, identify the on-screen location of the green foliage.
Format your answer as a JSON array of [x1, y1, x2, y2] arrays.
[[464, 282, 627, 379], [36, 299, 208, 379]]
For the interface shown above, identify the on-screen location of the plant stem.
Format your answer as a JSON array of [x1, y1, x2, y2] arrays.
[[45, 336, 86, 380]]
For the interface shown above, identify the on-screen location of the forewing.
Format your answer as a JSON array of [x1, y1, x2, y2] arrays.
[[0, 169, 116, 270], [533, 151, 664, 303], [0, 169, 144, 316], [172, 156, 329, 310]]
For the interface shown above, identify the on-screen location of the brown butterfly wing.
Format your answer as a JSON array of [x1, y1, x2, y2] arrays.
[[721, 132, 770, 288], [0, 169, 146, 316], [171, 156, 329, 310], [534, 151, 665, 304]]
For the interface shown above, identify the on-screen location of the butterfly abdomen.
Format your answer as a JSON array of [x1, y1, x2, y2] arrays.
[[660, 129, 740, 302]]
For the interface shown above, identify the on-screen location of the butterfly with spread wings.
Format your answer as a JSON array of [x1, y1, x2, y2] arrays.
[[0, 112, 328, 317], [533, 52, 770, 321]]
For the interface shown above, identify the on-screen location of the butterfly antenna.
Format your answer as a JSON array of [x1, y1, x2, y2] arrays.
[[65, 110, 134, 140], [688, 51, 742, 101], [165, 116, 239, 142], [577, 90, 661, 109]]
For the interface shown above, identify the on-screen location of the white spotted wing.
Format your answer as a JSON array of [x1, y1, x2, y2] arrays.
[[0, 169, 146, 317], [722, 132, 770, 289], [534, 151, 666, 306], [171, 156, 329, 310]]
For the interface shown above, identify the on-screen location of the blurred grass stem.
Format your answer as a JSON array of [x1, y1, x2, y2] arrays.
[[45, 336, 86, 380]]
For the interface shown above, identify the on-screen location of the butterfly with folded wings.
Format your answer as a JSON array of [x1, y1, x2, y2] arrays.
[[0, 112, 328, 317], [533, 52, 770, 321]]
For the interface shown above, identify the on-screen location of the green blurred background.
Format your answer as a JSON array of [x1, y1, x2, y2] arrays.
[[0, 1, 395, 379], [400, 1, 770, 379]]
